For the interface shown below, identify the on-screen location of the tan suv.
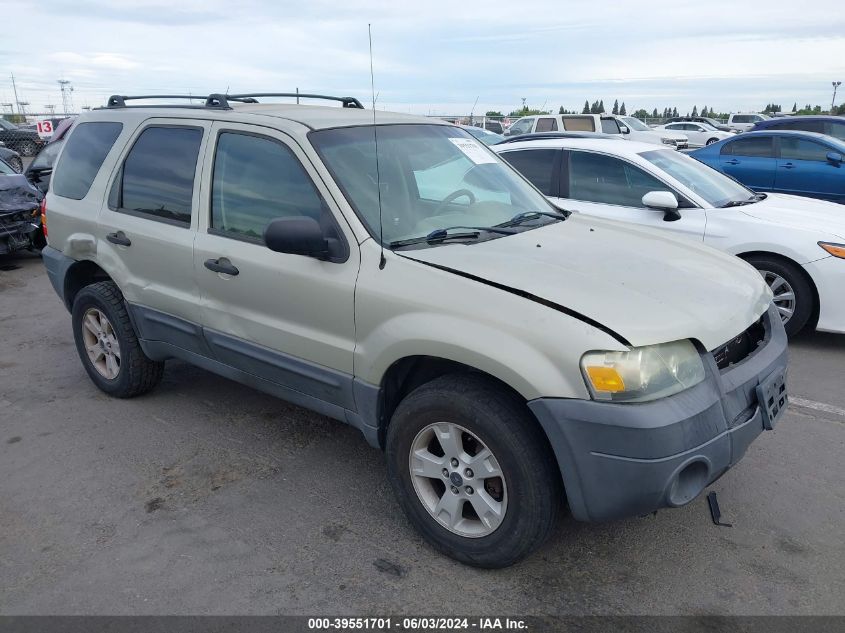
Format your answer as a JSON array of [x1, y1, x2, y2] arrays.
[[42, 93, 788, 568]]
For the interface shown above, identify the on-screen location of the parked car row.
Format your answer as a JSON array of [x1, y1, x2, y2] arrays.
[[0, 118, 46, 156]]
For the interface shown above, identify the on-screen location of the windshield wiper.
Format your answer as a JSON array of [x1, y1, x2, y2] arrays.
[[388, 225, 517, 249], [500, 210, 569, 227], [720, 193, 766, 208]]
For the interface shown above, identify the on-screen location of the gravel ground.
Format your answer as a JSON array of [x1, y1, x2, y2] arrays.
[[1, 252, 843, 616]]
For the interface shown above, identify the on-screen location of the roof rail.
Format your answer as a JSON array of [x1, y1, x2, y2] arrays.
[[226, 93, 365, 109], [104, 94, 232, 109]]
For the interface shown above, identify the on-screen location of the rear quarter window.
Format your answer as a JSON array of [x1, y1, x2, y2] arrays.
[[52, 122, 123, 200]]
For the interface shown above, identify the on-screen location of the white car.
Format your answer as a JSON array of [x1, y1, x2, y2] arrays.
[[653, 121, 734, 148], [617, 116, 689, 149], [727, 113, 770, 132], [495, 137, 845, 336], [504, 114, 689, 149]]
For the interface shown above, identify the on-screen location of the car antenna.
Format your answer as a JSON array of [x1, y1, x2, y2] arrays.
[[369, 23, 386, 270]]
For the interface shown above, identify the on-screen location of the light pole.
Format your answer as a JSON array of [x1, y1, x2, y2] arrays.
[[833, 81, 842, 113]]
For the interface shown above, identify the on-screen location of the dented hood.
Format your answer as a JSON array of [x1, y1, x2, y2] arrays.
[[403, 214, 772, 350], [0, 174, 41, 214]]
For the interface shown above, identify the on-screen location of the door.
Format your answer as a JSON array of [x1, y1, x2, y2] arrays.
[[775, 136, 843, 202], [556, 150, 706, 240], [99, 120, 209, 329], [719, 135, 777, 190], [193, 122, 359, 408], [498, 148, 561, 197]]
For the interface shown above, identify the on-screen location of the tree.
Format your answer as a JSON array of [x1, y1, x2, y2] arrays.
[[652, 108, 659, 118], [792, 102, 797, 113], [691, 105, 698, 117], [632, 108, 649, 119], [672, 107, 678, 117], [619, 102, 626, 116], [590, 100, 600, 114], [612, 99, 619, 115], [598, 99, 605, 113], [485, 110, 503, 117], [582, 100, 590, 114], [701, 105, 709, 117]]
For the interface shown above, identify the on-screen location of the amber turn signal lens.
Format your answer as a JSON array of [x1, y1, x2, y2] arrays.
[[584, 366, 625, 393], [818, 242, 845, 259]]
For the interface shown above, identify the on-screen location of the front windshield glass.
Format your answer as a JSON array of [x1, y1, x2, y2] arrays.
[[311, 124, 559, 246], [622, 117, 651, 131], [639, 149, 755, 207]]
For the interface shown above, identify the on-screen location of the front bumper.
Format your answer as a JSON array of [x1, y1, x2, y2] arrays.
[[803, 256, 845, 334], [528, 303, 788, 522]]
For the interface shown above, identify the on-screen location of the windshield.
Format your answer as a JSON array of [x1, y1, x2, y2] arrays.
[[639, 149, 755, 207], [464, 127, 504, 146], [622, 117, 651, 131], [311, 124, 559, 246]]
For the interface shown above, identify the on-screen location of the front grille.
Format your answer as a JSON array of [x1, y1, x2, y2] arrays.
[[711, 317, 766, 370]]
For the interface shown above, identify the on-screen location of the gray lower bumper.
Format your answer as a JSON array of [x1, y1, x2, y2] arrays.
[[41, 245, 74, 309], [529, 304, 788, 522]]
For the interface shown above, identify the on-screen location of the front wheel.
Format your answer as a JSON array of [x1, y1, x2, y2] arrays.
[[706, 137, 719, 145], [386, 374, 561, 568], [745, 255, 813, 336], [16, 140, 38, 156]]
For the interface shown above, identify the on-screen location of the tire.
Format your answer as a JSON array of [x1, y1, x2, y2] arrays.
[[16, 140, 37, 157], [744, 255, 813, 336], [72, 281, 164, 397], [386, 374, 561, 568], [706, 137, 719, 146], [9, 156, 23, 173]]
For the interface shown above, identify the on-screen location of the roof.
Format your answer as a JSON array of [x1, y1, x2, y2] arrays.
[[493, 137, 663, 158], [753, 115, 845, 126]]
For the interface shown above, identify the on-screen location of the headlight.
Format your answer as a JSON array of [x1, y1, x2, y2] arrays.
[[581, 339, 706, 403], [818, 241, 845, 259]]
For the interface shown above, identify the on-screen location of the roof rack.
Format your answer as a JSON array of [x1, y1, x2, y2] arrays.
[[226, 93, 364, 109], [103, 93, 364, 110], [495, 132, 617, 144]]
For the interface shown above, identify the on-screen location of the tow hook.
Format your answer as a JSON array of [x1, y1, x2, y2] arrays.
[[707, 491, 733, 527]]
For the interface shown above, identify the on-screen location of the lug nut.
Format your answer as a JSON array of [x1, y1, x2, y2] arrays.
[[465, 486, 474, 495], [450, 485, 459, 495], [464, 468, 473, 478], [442, 468, 449, 477], [450, 458, 459, 468]]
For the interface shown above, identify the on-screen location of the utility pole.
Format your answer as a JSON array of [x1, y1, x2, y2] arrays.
[[58, 79, 73, 115], [45, 104, 56, 115], [10, 72, 20, 115], [833, 81, 842, 113], [17, 101, 29, 117]]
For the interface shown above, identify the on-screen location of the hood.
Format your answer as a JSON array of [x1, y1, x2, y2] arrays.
[[740, 193, 845, 241], [0, 174, 41, 213], [401, 214, 771, 350], [661, 131, 689, 141]]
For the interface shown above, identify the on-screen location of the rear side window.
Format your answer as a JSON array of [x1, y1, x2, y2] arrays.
[[53, 122, 122, 200], [562, 116, 595, 132], [535, 118, 558, 132], [780, 138, 830, 162], [112, 126, 202, 225], [211, 132, 325, 240], [828, 121, 845, 141], [721, 137, 775, 158], [732, 115, 751, 123], [601, 118, 621, 134], [772, 120, 825, 134], [501, 149, 557, 195]]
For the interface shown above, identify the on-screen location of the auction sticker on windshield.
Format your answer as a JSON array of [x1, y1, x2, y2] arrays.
[[449, 137, 497, 164]]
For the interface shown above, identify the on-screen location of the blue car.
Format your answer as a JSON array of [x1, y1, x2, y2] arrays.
[[750, 115, 845, 141], [689, 130, 845, 203]]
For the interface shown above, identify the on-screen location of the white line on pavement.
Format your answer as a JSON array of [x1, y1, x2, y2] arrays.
[[790, 397, 845, 419]]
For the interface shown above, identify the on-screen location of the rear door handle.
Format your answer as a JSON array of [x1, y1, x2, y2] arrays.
[[726, 159, 740, 165], [781, 163, 796, 169], [204, 257, 239, 276], [106, 231, 131, 247]]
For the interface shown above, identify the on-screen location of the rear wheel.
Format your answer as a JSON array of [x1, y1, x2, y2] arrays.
[[16, 140, 37, 156], [8, 156, 23, 172], [745, 255, 813, 336], [386, 374, 560, 568], [72, 281, 164, 397]]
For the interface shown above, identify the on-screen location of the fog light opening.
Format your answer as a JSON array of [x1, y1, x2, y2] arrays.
[[668, 460, 709, 507]]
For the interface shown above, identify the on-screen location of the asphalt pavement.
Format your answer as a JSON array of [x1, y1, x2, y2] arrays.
[[1, 253, 843, 616]]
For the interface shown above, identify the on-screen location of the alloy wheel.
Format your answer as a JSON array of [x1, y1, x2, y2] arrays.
[[81, 308, 121, 379], [761, 270, 796, 324], [409, 422, 507, 538]]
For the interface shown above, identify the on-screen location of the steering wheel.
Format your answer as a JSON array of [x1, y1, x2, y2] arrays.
[[432, 189, 477, 216]]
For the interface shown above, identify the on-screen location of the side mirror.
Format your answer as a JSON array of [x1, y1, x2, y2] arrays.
[[619, 124, 630, 134], [642, 190, 681, 221], [827, 151, 843, 166], [264, 216, 329, 259]]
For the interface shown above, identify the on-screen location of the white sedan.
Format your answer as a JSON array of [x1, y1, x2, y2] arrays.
[[494, 137, 845, 336], [653, 121, 734, 148]]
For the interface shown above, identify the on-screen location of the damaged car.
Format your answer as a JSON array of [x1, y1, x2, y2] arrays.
[[0, 156, 45, 255]]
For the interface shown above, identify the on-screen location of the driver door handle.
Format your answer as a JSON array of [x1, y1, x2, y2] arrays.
[[106, 231, 131, 247], [781, 163, 796, 169], [204, 257, 239, 276], [725, 159, 740, 165]]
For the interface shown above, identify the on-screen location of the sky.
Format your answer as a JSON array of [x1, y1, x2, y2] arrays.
[[1, 0, 844, 118]]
